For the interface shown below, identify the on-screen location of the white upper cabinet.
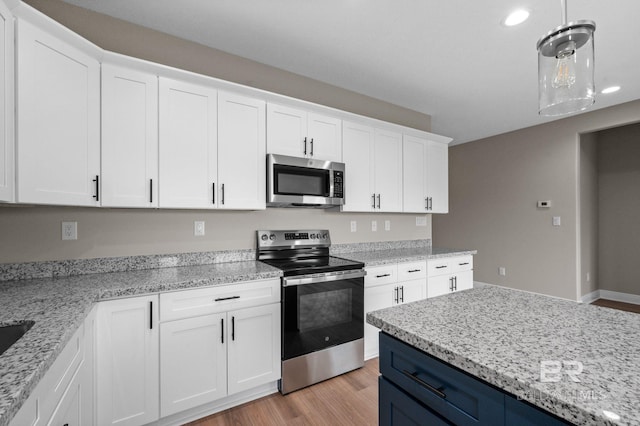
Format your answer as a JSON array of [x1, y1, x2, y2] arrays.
[[16, 18, 100, 206], [217, 91, 266, 210], [0, 1, 13, 203], [267, 103, 342, 162], [426, 139, 449, 213], [158, 77, 218, 209], [403, 135, 450, 213], [101, 63, 158, 208], [342, 121, 402, 212]]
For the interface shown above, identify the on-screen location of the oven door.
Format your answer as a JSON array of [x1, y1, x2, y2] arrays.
[[282, 270, 364, 360]]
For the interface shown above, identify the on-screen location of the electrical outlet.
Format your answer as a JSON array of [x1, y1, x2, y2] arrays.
[[586, 272, 590, 282], [194, 221, 205, 236], [416, 216, 427, 227], [371, 220, 377, 232], [552, 216, 561, 226], [385, 220, 391, 231], [499, 267, 506, 276], [61, 221, 77, 240]]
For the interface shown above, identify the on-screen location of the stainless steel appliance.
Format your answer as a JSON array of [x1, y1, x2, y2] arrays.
[[266, 154, 345, 208], [257, 229, 365, 394]]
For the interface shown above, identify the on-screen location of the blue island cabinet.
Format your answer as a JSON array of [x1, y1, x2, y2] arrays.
[[378, 333, 570, 425]]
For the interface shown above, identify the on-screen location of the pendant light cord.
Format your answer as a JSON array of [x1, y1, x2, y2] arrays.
[[560, 0, 567, 25]]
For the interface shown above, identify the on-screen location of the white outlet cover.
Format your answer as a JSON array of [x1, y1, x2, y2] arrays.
[[415, 217, 427, 227], [385, 220, 391, 231], [371, 220, 377, 231], [350, 221, 357, 232], [61, 221, 77, 240], [194, 221, 205, 236], [552, 216, 561, 226]]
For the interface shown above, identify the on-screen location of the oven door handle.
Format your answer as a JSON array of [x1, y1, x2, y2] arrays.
[[282, 269, 366, 287]]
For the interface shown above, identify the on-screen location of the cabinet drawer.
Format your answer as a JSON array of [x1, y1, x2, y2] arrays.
[[397, 261, 427, 281], [365, 264, 397, 287], [450, 256, 473, 273], [160, 279, 280, 322], [379, 333, 504, 425], [427, 259, 451, 277], [379, 376, 450, 426]]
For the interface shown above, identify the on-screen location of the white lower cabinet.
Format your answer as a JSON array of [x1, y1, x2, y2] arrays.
[[427, 256, 474, 298], [364, 261, 427, 360], [96, 295, 159, 426]]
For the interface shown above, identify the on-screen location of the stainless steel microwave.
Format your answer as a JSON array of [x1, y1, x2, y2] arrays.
[[267, 154, 345, 208]]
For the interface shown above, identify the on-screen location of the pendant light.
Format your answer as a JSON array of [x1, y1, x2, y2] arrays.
[[537, 0, 595, 116]]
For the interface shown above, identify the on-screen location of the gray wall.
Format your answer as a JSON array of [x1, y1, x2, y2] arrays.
[[433, 100, 640, 301], [0, 0, 433, 264], [580, 132, 598, 297], [597, 123, 640, 296]]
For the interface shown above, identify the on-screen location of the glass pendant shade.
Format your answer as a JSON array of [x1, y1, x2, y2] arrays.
[[537, 21, 595, 116]]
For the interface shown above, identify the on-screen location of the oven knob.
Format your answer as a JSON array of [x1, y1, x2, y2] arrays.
[[310, 233, 316, 239], [322, 233, 328, 239], [261, 234, 268, 241], [269, 234, 276, 241]]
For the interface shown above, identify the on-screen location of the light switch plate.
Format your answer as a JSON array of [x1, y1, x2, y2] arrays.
[[61, 221, 77, 240], [552, 216, 561, 226], [194, 221, 205, 236], [416, 217, 427, 227], [385, 220, 391, 231]]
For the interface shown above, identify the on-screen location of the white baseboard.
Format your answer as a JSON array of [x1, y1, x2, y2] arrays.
[[580, 290, 601, 304], [473, 281, 493, 288], [597, 290, 640, 305], [154, 382, 279, 426]]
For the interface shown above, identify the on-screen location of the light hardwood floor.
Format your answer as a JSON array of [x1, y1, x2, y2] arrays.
[[591, 298, 640, 314], [187, 358, 379, 426]]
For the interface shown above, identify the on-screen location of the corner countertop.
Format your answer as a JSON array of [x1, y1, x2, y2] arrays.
[[0, 261, 282, 426], [338, 247, 476, 266], [366, 285, 640, 426]]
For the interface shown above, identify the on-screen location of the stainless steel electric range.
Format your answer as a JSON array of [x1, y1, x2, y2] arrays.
[[257, 230, 365, 394]]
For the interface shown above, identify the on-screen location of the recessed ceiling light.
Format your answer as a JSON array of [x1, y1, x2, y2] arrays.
[[601, 86, 621, 94], [503, 9, 530, 27]]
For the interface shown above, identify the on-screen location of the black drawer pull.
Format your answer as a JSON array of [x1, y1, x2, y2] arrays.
[[214, 295, 240, 302], [459, 262, 469, 266], [407, 269, 421, 273], [402, 370, 446, 399], [435, 265, 447, 269], [376, 273, 391, 278]]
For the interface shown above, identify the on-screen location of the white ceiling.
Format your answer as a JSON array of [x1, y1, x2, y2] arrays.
[[61, 0, 640, 144]]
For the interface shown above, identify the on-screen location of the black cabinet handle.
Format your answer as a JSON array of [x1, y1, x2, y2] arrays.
[[400, 286, 404, 303], [394, 287, 398, 304], [232, 316, 235, 341], [408, 269, 421, 273], [435, 265, 447, 269], [150, 179, 153, 203], [402, 370, 446, 399], [214, 295, 240, 302], [303, 137, 307, 155], [372, 193, 376, 209], [425, 198, 428, 210], [459, 262, 469, 266], [92, 175, 99, 201], [429, 197, 433, 210], [221, 183, 225, 205], [454, 276, 458, 291], [449, 277, 453, 291], [376, 194, 381, 209], [376, 274, 391, 278], [212, 182, 215, 204], [221, 318, 224, 344], [310, 138, 314, 156], [149, 301, 153, 330]]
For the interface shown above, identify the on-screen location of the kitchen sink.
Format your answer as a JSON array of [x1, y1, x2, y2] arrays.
[[0, 321, 34, 356]]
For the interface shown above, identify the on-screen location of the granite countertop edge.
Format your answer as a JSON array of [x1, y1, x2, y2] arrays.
[[0, 261, 282, 426], [339, 247, 477, 266]]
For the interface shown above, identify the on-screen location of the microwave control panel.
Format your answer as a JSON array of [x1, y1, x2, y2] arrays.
[[333, 171, 344, 198]]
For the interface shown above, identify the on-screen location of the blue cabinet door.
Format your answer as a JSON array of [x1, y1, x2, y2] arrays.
[[380, 376, 451, 426]]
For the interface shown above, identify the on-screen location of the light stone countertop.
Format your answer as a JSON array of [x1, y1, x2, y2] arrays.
[[366, 285, 640, 426], [0, 261, 282, 426], [338, 247, 477, 266]]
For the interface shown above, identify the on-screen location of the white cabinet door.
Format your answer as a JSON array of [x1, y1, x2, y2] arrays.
[[160, 313, 227, 417], [101, 64, 158, 208], [46, 366, 83, 426], [427, 274, 452, 299], [426, 140, 449, 213], [402, 135, 427, 213], [342, 121, 374, 212], [374, 129, 403, 212], [0, 1, 13, 203], [217, 91, 266, 210], [227, 303, 281, 395], [16, 19, 100, 206], [266, 103, 307, 158], [159, 77, 217, 209], [364, 283, 395, 360], [97, 295, 159, 426], [307, 112, 341, 161], [454, 270, 474, 292], [398, 279, 425, 304]]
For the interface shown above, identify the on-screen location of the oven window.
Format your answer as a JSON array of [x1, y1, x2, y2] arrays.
[[282, 277, 364, 360], [274, 165, 329, 197]]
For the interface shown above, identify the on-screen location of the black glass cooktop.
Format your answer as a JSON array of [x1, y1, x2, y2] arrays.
[[260, 256, 364, 277]]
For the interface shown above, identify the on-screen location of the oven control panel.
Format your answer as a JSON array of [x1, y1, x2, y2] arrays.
[[257, 230, 331, 248]]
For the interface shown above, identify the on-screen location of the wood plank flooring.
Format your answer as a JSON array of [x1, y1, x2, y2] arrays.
[[187, 299, 639, 426], [591, 298, 640, 314], [187, 358, 379, 426]]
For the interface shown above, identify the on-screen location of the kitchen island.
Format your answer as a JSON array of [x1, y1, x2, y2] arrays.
[[367, 285, 640, 426]]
